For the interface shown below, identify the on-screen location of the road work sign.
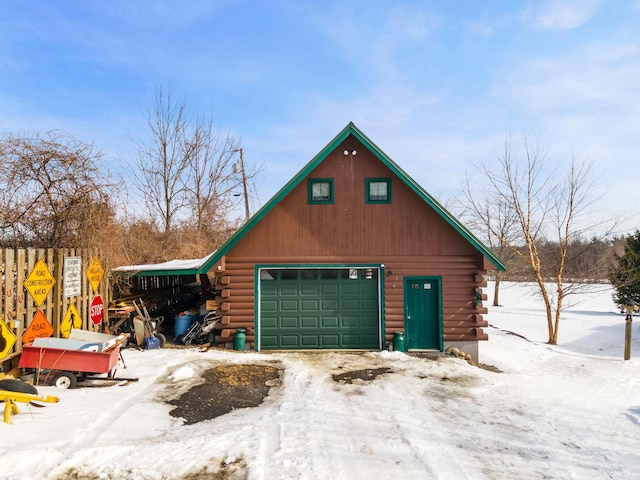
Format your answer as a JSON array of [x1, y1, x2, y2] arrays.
[[22, 310, 54, 344], [25, 259, 55, 306], [0, 317, 17, 359], [61, 304, 82, 338], [87, 257, 104, 293]]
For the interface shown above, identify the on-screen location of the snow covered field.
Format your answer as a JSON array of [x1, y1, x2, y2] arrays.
[[1, 281, 639, 480]]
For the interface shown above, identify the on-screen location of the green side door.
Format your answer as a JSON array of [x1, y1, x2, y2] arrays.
[[404, 277, 442, 350], [260, 268, 380, 350]]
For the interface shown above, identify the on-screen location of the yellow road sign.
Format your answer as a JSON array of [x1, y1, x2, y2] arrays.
[[87, 256, 104, 293], [23, 310, 54, 344], [0, 318, 17, 359], [24, 259, 55, 306], [61, 304, 82, 338]]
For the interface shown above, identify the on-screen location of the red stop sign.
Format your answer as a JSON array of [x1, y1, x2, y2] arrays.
[[90, 295, 104, 326]]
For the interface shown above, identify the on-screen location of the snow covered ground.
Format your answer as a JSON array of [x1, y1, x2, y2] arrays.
[[1, 281, 639, 480]]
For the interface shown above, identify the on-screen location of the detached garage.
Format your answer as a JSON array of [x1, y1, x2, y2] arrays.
[[131, 123, 504, 362]]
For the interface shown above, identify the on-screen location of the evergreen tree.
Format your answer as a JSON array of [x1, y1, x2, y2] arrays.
[[609, 230, 640, 306]]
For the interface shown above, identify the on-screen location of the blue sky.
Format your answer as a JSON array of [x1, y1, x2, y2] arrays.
[[1, 1, 639, 235]]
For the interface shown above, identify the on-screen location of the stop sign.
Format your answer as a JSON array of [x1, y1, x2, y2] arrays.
[[90, 295, 104, 326]]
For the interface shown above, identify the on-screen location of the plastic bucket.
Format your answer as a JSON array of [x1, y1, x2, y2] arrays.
[[175, 314, 195, 337]]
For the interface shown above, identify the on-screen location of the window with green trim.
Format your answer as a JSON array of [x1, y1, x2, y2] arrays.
[[308, 178, 334, 204], [366, 178, 391, 203]]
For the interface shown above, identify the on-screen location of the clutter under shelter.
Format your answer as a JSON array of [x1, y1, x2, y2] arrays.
[[109, 253, 235, 349]]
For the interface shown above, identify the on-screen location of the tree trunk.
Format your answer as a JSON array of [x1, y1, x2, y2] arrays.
[[493, 277, 501, 306], [532, 273, 556, 344]]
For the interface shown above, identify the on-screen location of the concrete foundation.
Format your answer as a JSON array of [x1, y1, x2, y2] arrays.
[[442, 341, 479, 363]]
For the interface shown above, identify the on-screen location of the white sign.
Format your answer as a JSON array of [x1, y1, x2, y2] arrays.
[[64, 256, 82, 297]]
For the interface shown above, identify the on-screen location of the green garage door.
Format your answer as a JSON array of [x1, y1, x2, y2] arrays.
[[259, 267, 380, 350]]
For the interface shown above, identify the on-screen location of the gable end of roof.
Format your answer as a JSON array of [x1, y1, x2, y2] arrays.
[[199, 122, 505, 273]]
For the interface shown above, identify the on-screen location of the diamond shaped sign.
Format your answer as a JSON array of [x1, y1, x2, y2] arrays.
[[25, 259, 56, 306], [23, 309, 54, 344], [0, 317, 17, 359], [61, 304, 82, 338], [87, 256, 104, 293]]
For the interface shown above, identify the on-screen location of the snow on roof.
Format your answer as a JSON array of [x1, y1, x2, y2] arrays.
[[112, 251, 216, 275]]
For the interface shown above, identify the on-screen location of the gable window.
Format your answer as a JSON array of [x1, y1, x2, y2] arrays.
[[366, 178, 391, 203], [308, 178, 334, 204]]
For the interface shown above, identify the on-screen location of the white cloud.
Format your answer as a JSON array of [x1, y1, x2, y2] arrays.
[[308, 3, 440, 83], [502, 41, 640, 124], [492, 36, 640, 233], [526, 0, 600, 30]]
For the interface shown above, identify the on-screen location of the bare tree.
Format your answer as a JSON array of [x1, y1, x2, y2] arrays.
[[183, 119, 242, 233], [134, 87, 193, 234], [467, 136, 613, 344], [133, 87, 260, 249], [0, 131, 115, 248], [461, 173, 520, 306]]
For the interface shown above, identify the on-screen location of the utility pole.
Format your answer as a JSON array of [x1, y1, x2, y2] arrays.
[[233, 148, 250, 221]]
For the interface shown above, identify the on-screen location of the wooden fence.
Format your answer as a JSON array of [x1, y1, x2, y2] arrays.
[[0, 248, 109, 369]]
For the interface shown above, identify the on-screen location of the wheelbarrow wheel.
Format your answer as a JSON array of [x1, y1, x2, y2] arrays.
[[52, 371, 77, 389], [156, 333, 167, 347]]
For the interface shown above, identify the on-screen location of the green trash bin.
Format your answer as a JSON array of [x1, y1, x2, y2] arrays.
[[234, 328, 246, 351], [392, 331, 405, 352]]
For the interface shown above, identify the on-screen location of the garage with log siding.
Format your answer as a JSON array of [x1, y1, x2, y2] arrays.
[[116, 123, 504, 362], [189, 122, 505, 362]]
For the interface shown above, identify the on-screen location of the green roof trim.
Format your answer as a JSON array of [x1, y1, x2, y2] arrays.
[[197, 122, 505, 273]]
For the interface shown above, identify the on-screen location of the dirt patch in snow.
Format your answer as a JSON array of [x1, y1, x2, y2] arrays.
[[165, 354, 499, 425], [168, 363, 283, 425], [53, 456, 248, 480], [331, 367, 393, 384]]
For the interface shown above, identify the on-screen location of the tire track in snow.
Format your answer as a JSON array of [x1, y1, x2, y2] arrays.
[[253, 360, 319, 479], [254, 353, 455, 479], [62, 371, 170, 451]]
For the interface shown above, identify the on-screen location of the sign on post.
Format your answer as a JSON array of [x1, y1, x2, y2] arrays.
[[90, 295, 104, 326], [24, 259, 56, 306], [64, 256, 82, 297]]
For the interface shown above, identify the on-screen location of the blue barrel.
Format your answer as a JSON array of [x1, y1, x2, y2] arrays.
[[175, 313, 195, 337]]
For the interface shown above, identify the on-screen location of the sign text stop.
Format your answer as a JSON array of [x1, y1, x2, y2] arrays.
[[90, 295, 104, 326]]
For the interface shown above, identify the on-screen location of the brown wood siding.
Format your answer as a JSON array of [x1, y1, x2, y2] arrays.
[[217, 135, 490, 347], [231, 137, 473, 259]]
